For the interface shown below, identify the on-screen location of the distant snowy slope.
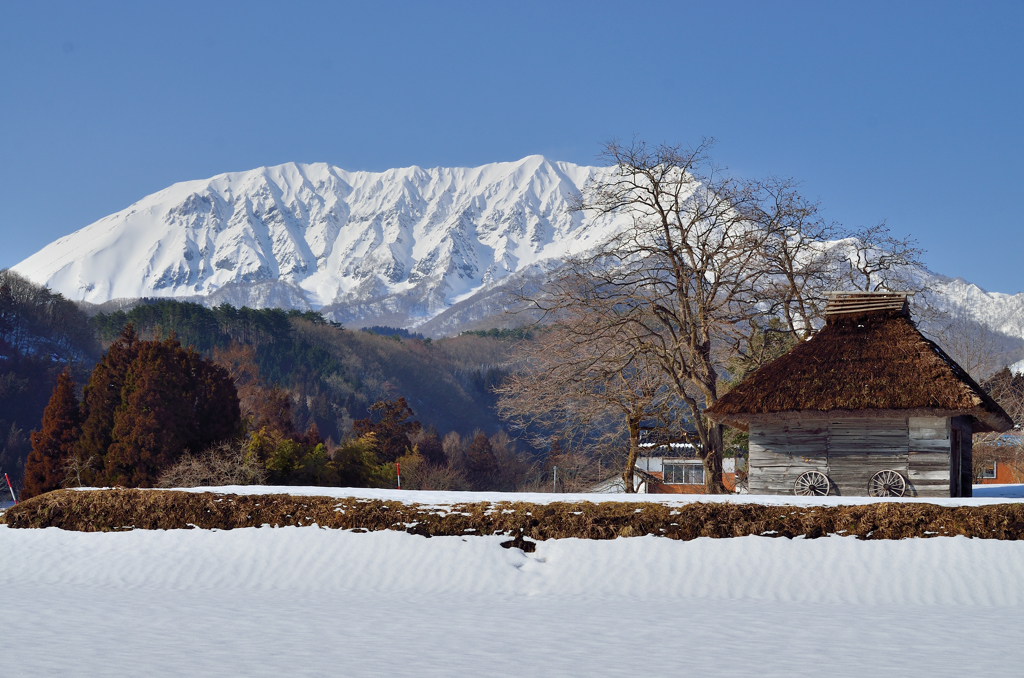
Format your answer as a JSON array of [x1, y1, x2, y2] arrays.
[[927, 275, 1024, 340], [12, 158, 629, 327]]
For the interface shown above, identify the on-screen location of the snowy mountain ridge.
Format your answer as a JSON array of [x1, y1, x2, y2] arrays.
[[11, 158, 1024, 347], [12, 158, 633, 328]]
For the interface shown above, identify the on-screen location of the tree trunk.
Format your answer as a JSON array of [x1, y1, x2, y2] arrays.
[[622, 418, 641, 493], [701, 423, 727, 494]]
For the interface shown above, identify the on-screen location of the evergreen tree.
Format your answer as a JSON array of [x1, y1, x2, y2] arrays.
[[102, 337, 240, 487], [0, 279, 13, 342], [353, 397, 421, 462], [22, 368, 82, 499], [466, 431, 498, 490], [77, 325, 141, 473], [415, 426, 446, 466]]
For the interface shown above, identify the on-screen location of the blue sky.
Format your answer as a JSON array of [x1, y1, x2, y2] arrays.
[[1, 1, 1021, 293]]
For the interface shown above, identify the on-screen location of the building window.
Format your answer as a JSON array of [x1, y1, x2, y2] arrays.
[[982, 462, 997, 479], [663, 461, 704, 485]]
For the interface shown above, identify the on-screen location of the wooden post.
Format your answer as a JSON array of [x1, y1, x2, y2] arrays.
[[951, 429, 962, 497]]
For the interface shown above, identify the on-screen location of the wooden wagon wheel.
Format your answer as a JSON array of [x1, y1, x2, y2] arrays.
[[868, 470, 906, 497], [794, 470, 831, 496]]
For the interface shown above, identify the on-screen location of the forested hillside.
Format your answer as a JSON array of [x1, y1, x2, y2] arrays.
[[92, 300, 513, 444], [0, 271, 101, 489], [1, 271, 523, 492]]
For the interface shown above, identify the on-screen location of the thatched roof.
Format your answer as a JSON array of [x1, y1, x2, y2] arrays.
[[707, 307, 1013, 433]]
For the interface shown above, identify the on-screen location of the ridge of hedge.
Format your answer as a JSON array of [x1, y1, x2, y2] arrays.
[[5, 489, 1024, 544]]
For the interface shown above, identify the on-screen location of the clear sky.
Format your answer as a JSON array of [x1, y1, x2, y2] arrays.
[[1, 1, 1021, 293]]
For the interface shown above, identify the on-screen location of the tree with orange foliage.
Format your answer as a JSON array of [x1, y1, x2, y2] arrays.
[[22, 368, 82, 499], [212, 343, 295, 437]]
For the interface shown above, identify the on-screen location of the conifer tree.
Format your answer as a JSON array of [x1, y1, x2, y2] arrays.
[[77, 325, 140, 472], [22, 368, 82, 499], [466, 431, 498, 490], [414, 426, 446, 466], [102, 337, 240, 487], [104, 339, 195, 485], [353, 397, 421, 462]]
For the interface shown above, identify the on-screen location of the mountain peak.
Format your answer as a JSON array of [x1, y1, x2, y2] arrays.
[[12, 158, 625, 328]]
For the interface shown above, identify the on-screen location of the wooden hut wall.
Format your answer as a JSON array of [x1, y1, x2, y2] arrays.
[[749, 417, 958, 497], [828, 418, 908, 494], [748, 420, 828, 495], [907, 416, 971, 497], [907, 416, 952, 497]]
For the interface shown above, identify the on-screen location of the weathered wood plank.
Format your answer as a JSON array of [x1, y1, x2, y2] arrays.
[[908, 451, 948, 460], [909, 416, 948, 440], [908, 452, 949, 473], [829, 417, 907, 430], [908, 467, 950, 476], [909, 473, 946, 483], [829, 455, 908, 465], [909, 439, 951, 453], [907, 486, 949, 497]]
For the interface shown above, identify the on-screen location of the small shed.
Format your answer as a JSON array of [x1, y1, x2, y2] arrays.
[[706, 292, 1013, 497]]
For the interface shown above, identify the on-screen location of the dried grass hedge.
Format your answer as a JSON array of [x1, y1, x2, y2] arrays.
[[4, 489, 1024, 544]]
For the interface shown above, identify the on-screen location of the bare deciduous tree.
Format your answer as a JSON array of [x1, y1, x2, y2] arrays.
[[63, 454, 97, 489], [974, 367, 1024, 482], [973, 440, 1024, 484], [496, 306, 679, 492], [557, 139, 782, 493], [507, 138, 932, 494], [839, 221, 925, 293], [754, 178, 844, 340], [935, 312, 1010, 383], [156, 440, 267, 488]]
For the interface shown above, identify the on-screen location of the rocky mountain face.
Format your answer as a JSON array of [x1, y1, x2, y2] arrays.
[[11, 158, 1024, 358], [12, 158, 630, 331]]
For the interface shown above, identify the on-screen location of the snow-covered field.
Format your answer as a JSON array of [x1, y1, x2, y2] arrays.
[[3, 487, 1024, 677]]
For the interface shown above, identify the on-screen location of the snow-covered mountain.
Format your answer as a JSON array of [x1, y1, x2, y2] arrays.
[[12, 158, 632, 329], [11, 157, 1024, 350]]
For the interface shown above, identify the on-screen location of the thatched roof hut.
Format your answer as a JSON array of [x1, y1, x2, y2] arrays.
[[708, 294, 1012, 433], [706, 292, 1013, 497]]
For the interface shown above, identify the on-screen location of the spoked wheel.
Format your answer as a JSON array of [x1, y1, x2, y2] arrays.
[[868, 470, 906, 497], [794, 471, 831, 496]]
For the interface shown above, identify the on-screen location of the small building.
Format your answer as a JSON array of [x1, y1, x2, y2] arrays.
[[705, 292, 1013, 497], [636, 455, 739, 494], [975, 432, 1024, 485], [589, 453, 739, 494], [978, 459, 1020, 485]]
